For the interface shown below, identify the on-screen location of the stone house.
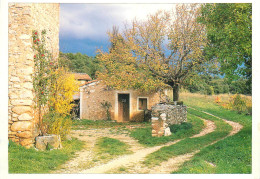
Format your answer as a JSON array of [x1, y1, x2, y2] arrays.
[[8, 3, 60, 147], [79, 80, 162, 122]]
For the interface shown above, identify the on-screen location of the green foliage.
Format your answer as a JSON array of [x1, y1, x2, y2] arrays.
[[32, 30, 79, 137], [143, 108, 232, 167], [229, 78, 249, 94], [32, 30, 54, 134], [43, 113, 72, 140], [184, 72, 249, 95], [8, 138, 84, 173], [225, 94, 250, 114], [199, 3, 252, 92], [59, 52, 101, 79], [169, 122, 193, 133], [130, 113, 204, 147], [176, 92, 252, 173]]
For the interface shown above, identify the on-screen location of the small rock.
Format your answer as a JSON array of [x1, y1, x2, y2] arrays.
[[164, 127, 172, 136]]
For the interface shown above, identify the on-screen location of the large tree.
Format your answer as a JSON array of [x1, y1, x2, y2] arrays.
[[97, 4, 208, 101], [199, 3, 252, 94]]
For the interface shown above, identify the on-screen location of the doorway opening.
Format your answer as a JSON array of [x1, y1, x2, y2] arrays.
[[118, 94, 130, 122]]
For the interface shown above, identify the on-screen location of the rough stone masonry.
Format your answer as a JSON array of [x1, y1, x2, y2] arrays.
[[8, 3, 59, 147], [151, 103, 187, 137]]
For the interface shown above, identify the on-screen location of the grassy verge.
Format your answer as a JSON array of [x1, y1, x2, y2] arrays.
[[173, 93, 252, 173], [130, 113, 205, 147], [9, 138, 84, 173], [94, 137, 132, 162], [72, 119, 150, 130], [143, 109, 232, 167]]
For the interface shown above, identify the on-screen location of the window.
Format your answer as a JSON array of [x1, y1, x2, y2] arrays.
[[138, 98, 147, 110]]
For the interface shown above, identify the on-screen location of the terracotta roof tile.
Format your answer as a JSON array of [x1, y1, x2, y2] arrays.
[[73, 73, 92, 81]]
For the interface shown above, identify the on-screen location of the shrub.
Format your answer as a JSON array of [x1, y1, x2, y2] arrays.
[[43, 113, 72, 140], [32, 30, 79, 138], [214, 96, 221, 104], [221, 94, 251, 115], [169, 122, 193, 133]]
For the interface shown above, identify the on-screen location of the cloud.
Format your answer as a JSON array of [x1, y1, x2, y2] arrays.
[[60, 4, 176, 40]]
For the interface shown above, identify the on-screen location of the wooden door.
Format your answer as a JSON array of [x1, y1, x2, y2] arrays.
[[118, 94, 130, 122]]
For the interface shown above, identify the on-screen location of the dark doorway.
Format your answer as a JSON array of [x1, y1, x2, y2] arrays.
[[71, 99, 80, 119], [118, 94, 130, 122]]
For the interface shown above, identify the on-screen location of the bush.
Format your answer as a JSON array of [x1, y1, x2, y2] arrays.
[[43, 113, 72, 140], [220, 94, 251, 115], [32, 30, 79, 138], [169, 122, 193, 133]]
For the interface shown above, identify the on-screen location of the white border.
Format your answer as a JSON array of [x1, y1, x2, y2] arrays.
[[1, 1, 259, 179]]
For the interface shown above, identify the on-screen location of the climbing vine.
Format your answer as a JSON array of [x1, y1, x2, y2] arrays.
[[32, 30, 53, 135], [32, 30, 79, 138]]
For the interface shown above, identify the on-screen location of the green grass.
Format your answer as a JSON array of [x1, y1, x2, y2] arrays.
[[130, 113, 205, 147], [172, 93, 252, 173], [94, 137, 132, 161], [143, 109, 232, 167], [8, 138, 84, 173], [72, 119, 150, 130]]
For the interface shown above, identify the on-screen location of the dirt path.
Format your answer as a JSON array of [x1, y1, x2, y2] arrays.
[[54, 110, 242, 174], [191, 117, 216, 138], [55, 117, 214, 174], [54, 128, 145, 173], [201, 111, 243, 136], [133, 111, 243, 174], [108, 111, 243, 174]]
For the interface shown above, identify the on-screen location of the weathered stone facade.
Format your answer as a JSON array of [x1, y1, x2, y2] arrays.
[[8, 3, 59, 147], [151, 104, 187, 137], [80, 81, 161, 122]]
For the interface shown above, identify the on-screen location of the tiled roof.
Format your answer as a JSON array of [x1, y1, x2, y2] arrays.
[[73, 73, 92, 81], [85, 80, 98, 85]]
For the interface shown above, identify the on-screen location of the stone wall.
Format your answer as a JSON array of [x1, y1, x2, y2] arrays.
[[151, 104, 187, 137], [80, 81, 161, 122], [8, 3, 59, 147]]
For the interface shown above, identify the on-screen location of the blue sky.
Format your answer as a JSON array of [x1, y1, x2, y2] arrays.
[[59, 4, 175, 56]]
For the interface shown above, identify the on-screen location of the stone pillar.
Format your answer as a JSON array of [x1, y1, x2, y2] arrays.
[[8, 3, 59, 148], [151, 116, 164, 137]]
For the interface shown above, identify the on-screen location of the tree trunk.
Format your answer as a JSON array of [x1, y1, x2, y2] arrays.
[[173, 83, 179, 101]]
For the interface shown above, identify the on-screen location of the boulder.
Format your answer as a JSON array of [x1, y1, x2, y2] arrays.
[[35, 135, 62, 150]]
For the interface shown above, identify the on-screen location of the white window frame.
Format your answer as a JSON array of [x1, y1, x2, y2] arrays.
[[137, 97, 149, 111]]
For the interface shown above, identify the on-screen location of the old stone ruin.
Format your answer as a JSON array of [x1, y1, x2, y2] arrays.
[[151, 103, 187, 137]]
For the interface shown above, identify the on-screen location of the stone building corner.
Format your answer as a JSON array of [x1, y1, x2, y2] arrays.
[[8, 3, 60, 147]]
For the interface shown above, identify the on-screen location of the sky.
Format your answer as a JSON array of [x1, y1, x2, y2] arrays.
[[59, 4, 176, 56]]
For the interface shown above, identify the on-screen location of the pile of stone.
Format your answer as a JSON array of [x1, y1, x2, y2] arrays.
[[151, 103, 187, 137]]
